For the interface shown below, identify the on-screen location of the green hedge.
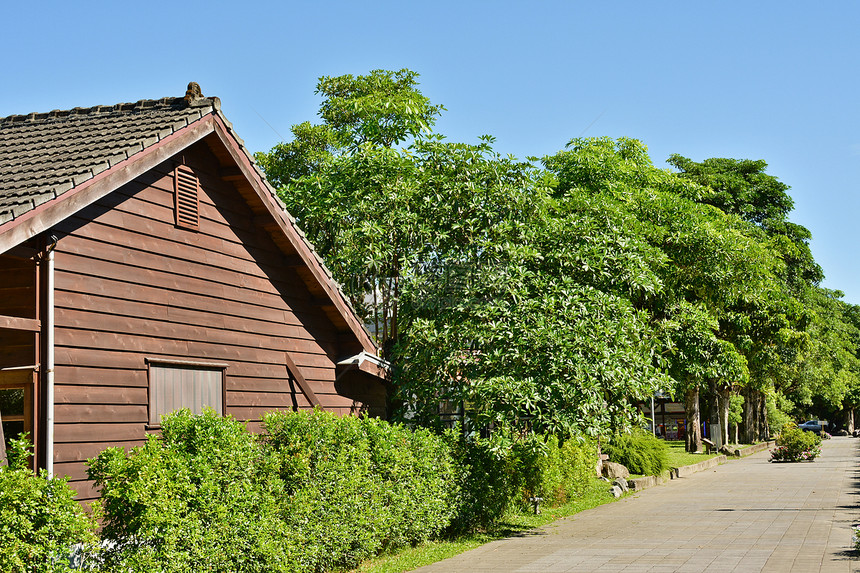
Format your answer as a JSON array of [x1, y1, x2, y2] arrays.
[[89, 409, 294, 572], [0, 437, 96, 573], [262, 409, 459, 570], [88, 409, 460, 572], [448, 433, 597, 531], [0, 410, 603, 572], [447, 435, 518, 532], [529, 435, 597, 505], [603, 429, 668, 475]]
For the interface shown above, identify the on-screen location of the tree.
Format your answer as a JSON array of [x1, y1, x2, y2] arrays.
[[259, 73, 672, 438], [255, 69, 443, 350], [256, 71, 847, 451], [786, 288, 860, 425], [546, 138, 787, 451], [257, 69, 443, 186], [728, 393, 744, 444], [666, 155, 793, 227], [840, 302, 860, 432], [395, 176, 670, 437], [668, 154, 820, 443], [316, 69, 444, 149]]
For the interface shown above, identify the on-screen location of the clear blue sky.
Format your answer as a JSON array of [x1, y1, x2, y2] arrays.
[[4, 2, 858, 303]]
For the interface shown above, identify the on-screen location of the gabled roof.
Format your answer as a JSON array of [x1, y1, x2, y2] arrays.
[[0, 97, 210, 226], [0, 83, 378, 357]]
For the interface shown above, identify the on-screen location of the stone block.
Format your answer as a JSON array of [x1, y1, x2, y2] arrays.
[[602, 461, 630, 480]]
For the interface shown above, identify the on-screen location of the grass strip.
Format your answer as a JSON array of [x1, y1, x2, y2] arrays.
[[664, 440, 721, 468], [348, 477, 617, 573]]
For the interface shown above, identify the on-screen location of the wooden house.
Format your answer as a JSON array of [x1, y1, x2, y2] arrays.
[[0, 83, 388, 500]]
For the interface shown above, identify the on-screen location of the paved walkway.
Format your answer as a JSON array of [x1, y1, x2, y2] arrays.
[[414, 437, 860, 573]]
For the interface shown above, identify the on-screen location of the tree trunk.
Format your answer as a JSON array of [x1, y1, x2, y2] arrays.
[[847, 409, 855, 434], [742, 389, 769, 442], [758, 393, 770, 440], [684, 386, 702, 453], [716, 385, 730, 448], [741, 386, 756, 444]]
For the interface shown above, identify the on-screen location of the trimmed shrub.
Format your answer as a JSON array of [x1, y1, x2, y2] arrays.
[[0, 436, 97, 573], [88, 409, 295, 572], [508, 435, 598, 508], [447, 432, 598, 531], [770, 422, 821, 462], [88, 409, 598, 570], [89, 409, 460, 572], [362, 416, 459, 546], [262, 409, 459, 571], [603, 429, 668, 475], [533, 436, 597, 505], [446, 435, 520, 532]]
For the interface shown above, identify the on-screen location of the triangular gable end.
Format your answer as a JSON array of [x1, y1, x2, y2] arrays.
[[0, 86, 378, 358]]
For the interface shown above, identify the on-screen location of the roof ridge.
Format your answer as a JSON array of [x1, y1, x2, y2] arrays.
[[0, 96, 220, 125]]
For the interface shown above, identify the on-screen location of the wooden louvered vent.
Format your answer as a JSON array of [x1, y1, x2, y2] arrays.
[[174, 164, 200, 230]]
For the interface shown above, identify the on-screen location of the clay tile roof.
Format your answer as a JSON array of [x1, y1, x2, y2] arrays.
[[0, 94, 218, 226]]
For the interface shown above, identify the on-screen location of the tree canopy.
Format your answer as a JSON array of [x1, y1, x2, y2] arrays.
[[256, 68, 859, 449]]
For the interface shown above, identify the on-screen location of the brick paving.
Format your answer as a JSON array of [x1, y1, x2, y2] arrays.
[[413, 437, 860, 573]]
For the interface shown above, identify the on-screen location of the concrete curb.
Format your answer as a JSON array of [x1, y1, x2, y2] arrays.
[[628, 457, 724, 491], [736, 440, 776, 457], [627, 441, 776, 492], [672, 454, 727, 477], [628, 471, 671, 491]]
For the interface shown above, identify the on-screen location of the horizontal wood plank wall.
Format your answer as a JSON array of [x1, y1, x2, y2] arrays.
[[52, 143, 357, 500]]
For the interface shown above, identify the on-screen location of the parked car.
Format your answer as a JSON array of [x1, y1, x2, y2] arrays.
[[797, 420, 824, 435]]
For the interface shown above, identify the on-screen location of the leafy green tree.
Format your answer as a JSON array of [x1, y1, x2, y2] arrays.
[[259, 71, 669, 438], [728, 393, 744, 444], [667, 155, 793, 226], [255, 69, 443, 349], [395, 136, 681, 439], [256, 70, 848, 455], [840, 302, 860, 431], [397, 236, 668, 438], [257, 69, 443, 185], [258, 71, 676, 435], [668, 154, 819, 443], [785, 289, 860, 426], [315, 69, 444, 149], [546, 138, 790, 451]]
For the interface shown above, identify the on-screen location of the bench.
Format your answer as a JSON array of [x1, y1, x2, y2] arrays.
[[702, 438, 715, 454]]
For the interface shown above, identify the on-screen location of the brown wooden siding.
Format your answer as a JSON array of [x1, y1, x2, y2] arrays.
[[51, 142, 360, 500]]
